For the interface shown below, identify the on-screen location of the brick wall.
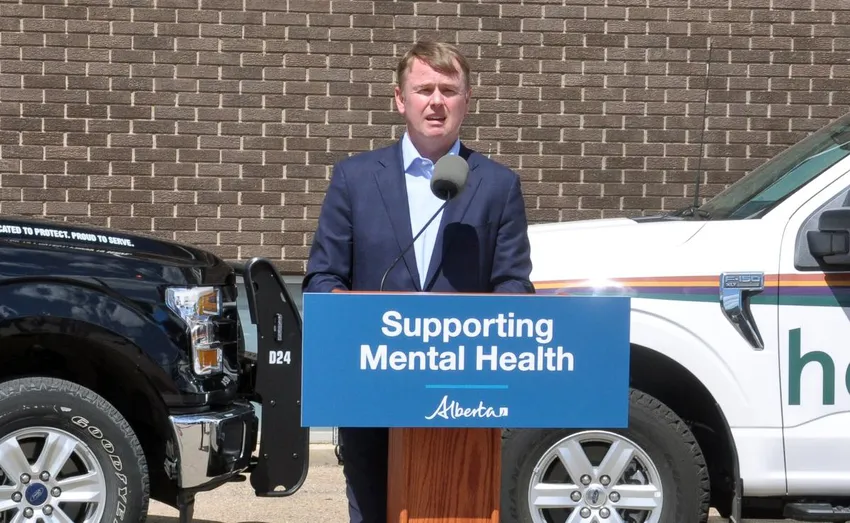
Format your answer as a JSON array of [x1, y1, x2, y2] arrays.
[[2, 1, 849, 272]]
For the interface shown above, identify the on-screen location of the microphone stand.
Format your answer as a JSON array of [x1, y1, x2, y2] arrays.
[[379, 197, 452, 292]]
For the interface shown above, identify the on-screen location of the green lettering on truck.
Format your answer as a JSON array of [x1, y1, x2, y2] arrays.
[[787, 327, 850, 406], [788, 327, 835, 406]]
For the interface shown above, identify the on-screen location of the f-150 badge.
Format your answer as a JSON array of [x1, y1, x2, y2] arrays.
[[720, 272, 765, 350]]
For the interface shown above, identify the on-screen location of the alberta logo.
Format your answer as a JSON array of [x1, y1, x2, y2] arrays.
[[425, 394, 509, 420]]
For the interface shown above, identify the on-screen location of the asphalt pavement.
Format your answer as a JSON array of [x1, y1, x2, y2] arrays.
[[145, 444, 796, 523]]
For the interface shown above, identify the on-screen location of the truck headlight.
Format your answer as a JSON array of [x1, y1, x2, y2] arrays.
[[165, 286, 223, 376]]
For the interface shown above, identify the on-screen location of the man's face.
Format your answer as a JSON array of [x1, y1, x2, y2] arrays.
[[394, 57, 470, 154]]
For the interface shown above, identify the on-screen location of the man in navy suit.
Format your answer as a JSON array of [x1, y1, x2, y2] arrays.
[[303, 39, 535, 523]]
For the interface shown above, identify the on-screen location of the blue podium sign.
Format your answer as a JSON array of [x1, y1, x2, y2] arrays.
[[301, 293, 630, 429]]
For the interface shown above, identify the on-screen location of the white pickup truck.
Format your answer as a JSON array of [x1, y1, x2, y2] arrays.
[[502, 111, 850, 523]]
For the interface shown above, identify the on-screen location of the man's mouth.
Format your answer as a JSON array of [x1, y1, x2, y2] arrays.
[[426, 116, 446, 122]]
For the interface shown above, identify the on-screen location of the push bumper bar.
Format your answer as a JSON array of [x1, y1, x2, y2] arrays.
[[242, 257, 310, 496]]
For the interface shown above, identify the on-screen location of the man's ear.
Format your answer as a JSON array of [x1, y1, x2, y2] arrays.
[[394, 85, 405, 115]]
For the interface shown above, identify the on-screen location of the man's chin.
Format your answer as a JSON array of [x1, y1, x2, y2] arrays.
[[408, 128, 458, 149], [421, 127, 456, 140]]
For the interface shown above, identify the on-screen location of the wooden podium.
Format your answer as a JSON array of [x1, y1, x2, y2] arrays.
[[388, 427, 501, 523]]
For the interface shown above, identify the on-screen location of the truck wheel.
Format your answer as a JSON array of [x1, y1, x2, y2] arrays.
[[502, 389, 710, 523], [0, 377, 149, 523]]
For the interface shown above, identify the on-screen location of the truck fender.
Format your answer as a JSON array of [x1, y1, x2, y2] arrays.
[[631, 308, 744, 520], [0, 278, 186, 398], [631, 308, 748, 417]]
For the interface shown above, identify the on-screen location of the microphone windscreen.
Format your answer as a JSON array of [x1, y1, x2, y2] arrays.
[[431, 155, 469, 200]]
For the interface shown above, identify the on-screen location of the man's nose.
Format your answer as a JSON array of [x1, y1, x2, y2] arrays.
[[430, 89, 445, 105]]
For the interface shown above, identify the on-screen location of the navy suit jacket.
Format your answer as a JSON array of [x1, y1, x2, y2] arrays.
[[303, 139, 534, 295]]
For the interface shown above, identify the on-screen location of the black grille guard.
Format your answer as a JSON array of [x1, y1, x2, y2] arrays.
[[242, 257, 309, 497]]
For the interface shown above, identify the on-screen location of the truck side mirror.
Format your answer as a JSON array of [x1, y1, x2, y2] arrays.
[[807, 208, 850, 263]]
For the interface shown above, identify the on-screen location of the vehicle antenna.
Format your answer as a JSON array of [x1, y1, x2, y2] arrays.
[[693, 36, 713, 209]]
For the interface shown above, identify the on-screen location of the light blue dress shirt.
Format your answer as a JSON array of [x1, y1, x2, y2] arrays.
[[401, 132, 461, 289]]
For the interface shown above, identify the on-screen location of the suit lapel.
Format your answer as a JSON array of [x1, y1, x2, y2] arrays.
[[423, 143, 482, 290], [374, 140, 422, 291]]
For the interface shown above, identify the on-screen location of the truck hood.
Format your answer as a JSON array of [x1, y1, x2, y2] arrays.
[[0, 216, 232, 286], [528, 216, 709, 283]]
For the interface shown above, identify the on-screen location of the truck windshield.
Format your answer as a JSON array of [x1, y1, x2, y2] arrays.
[[697, 111, 850, 220]]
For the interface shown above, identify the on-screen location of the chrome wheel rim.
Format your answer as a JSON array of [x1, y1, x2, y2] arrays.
[[0, 427, 107, 523], [528, 430, 663, 523]]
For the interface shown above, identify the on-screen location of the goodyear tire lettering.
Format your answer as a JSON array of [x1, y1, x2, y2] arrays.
[[1, 378, 148, 523]]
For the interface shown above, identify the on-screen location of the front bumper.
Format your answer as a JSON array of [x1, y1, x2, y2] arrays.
[[167, 400, 258, 490]]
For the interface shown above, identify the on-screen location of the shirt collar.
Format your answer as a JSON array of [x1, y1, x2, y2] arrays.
[[401, 132, 461, 172]]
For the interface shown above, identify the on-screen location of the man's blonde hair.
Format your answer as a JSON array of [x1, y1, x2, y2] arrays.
[[396, 39, 471, 91]]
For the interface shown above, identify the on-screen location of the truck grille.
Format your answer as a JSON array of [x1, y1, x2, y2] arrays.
[[216, 282, 241, 370]]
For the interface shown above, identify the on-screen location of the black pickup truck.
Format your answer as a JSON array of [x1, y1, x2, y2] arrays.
[[0, 216, 308, 523]]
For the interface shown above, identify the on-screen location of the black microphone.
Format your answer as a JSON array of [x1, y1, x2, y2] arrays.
[[379, 154, 469, 292]]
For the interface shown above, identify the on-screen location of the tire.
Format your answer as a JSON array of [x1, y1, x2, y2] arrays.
[[501, 389, 710, 523], [0, 377, 149, 523]]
